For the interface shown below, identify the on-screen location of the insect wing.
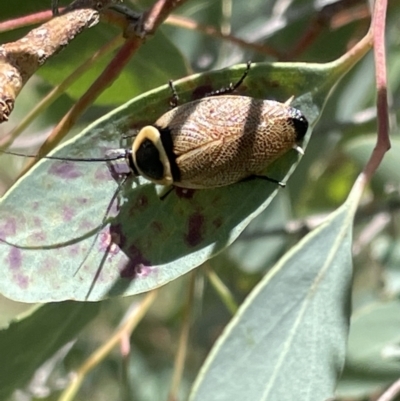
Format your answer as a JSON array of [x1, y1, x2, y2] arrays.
[[155, 96, 301, 188]]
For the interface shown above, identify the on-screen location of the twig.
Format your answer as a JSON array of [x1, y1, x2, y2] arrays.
[[0, 0, 119, 123], [23, 0, 191, 172], [137, 0, 189, 37], [360, 0, 389, 184], [168, 272, 195, 401], [58, 290, 158, 401], [0, 34, 123, 149], [287, 0, 369, 59], [377, 378, 400, 401], [0, 10, 53, 33], [166, 14, 282, 59]]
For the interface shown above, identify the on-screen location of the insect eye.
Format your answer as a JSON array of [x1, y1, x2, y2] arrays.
[[135, 138, 165, 180]]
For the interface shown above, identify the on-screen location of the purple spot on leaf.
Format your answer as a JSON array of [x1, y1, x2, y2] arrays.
[[16, 274, 28, 289], [184, 213, 205, 247], [8, 247, 22, 270], [79, 219, 94, 231], [32, 201, 39, 211], [134, 264, 153, 277], [213, 217, 223, 229], [77, 197, 89, 205], [94, 167, 112, 181], [0, 217, 17, 238], [120, 244, 152, 279], [32, 231, 46, 242], [175, 188, 196, 199], [8, 249, 29, 289], [42, 256, 57, 271], [62, 206, 75, 222], [68, 244, 80, 256], [48, 162, 82, 179], [129, 195, 149, 215], [99, 230, 121, 255], [33, 217, 42, 227], [151, 221, 163, 234]]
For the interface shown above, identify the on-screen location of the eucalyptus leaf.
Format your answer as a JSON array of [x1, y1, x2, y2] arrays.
[[344, 136, 400, 185], [337, 300, 400, 399], [0, 301, 100, 400], [0, 59, 362, 301], [189, 183, 357, 401]]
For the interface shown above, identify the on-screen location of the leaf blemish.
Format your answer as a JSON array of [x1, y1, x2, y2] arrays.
[[67, 244, 80, 256], [77, 197, 89, 205], [31, 231, 46, 242], [175, 187, 196, 199], [151, 221, 163, 234], [33, 217, 42, 227], [94, 166, 112, 181], [0, 217, 17, 238], [119, 244, 152, 279], [62, 206, 75, 222], [129, 195, 149, 215], [213, 217, 223, 229], [184, 213, 205, 247], [99, 230, 121, 255], [48, 162, 83, 179], [15, 273, 28, 289], [8, 247, 22, 270]]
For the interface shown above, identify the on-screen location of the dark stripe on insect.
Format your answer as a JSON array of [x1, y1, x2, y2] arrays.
[[156, 125, 181, 182]]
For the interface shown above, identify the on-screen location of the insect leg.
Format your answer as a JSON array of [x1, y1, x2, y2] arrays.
[[51, 0, 59, 16], [205, 61, 252, 97], [169, 80, 179, 109], [247, 175, 286, 188], [160, 186, 174, 200]]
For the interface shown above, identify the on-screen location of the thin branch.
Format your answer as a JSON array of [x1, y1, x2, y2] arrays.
[[377, 378, 400, 401], [0, 10, 53, 33], [23, 0, 191, 172], [166, 14, 282, 59], [205, 262, 238, 315], [168, 273, 196, 401], [287, 0, 369, 59], [0, 0, 119, 123], [360, 0, 389, 184], [0, 34, 123, 149], [58, 290, 158, 401], [138, 0, 189, 37]]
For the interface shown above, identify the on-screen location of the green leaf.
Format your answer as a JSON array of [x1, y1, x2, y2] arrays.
[[228, 191, 292, 273], [38, 27, 188, 105], [0, 301, 100, 400], [337, 300, 400, 399], [189, 186, 357, 401], [344, 136, 400, 186], [0, 0, 188, 106], [0, 58, 365, 302]]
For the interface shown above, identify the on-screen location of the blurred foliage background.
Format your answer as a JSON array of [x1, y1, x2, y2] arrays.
[[0, 0, 399, 400]]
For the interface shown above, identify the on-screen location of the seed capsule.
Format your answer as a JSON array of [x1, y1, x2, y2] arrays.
[[127, 95, 308, 189]]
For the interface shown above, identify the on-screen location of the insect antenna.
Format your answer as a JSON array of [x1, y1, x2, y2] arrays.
[[205, 60, 252, 97], [0, 149, 129, 163]]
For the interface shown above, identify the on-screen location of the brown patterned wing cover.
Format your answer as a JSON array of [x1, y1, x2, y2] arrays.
[[155, 96, 301, 189]]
